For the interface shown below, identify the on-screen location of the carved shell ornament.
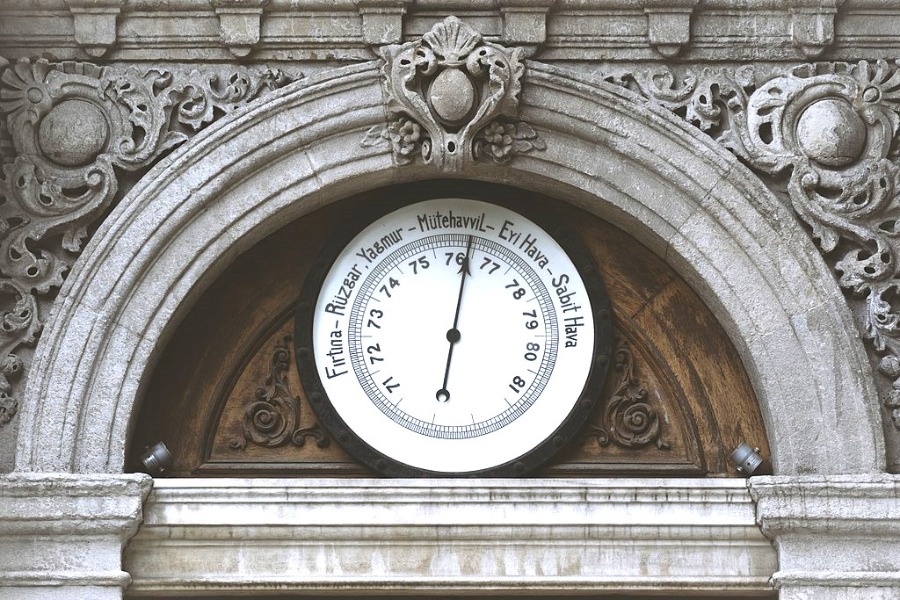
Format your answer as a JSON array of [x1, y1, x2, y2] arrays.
[[364, 17, 545, 171]]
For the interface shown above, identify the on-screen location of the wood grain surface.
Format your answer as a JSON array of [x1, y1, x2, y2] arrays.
[[129, 182, 769, 477]]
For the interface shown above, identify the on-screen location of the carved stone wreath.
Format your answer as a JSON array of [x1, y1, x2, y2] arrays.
[[606, 60, 900, 428], [0, 57, 297, 426], [363, 16, 545, 171]]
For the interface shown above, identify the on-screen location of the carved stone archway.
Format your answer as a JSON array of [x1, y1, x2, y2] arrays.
[[10, 57, 881, 476], [4, 9, 900, 597]]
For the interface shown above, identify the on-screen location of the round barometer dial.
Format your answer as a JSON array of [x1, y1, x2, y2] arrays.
[[296, 198, 612, 476]]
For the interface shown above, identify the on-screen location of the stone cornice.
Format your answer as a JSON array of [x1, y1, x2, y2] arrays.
[[2, 0, 899, 62], [751, 474, 900, 537]]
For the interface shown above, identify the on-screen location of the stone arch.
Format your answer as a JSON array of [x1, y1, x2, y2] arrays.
[[13, 59, 883, 475]]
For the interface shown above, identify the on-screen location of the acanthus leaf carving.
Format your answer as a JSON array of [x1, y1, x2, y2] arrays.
[[607, 60, 900, 428], [232, 336, 329, 451], [366, 16, 543, 171], [0, 57, 299, 427]]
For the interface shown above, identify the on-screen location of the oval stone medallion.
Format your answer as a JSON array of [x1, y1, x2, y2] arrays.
[[429, 68, 476, 124]]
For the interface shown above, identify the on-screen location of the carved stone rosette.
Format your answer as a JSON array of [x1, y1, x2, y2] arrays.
[[232, 337, 328, 451], [608, 60, 900, 428], [364, 16, 544, 171], [0, 58, 296, 426]]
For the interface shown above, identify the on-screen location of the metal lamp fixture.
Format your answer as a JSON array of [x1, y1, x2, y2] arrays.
[[729, 442, 771, 477], [139, 441, 173, 476]]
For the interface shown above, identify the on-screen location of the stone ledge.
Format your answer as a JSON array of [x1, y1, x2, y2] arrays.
[[0, 473, 152, 535], [125, 478, 776, 595], [750, 474, 900, 535]]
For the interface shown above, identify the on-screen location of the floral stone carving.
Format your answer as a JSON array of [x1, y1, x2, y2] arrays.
[[607, 60, 900, 427], [363, 16, 544, 171], [0, 58, 297, 427]]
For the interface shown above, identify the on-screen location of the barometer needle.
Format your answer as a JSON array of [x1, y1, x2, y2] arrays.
[[436, 235, 474, 402]]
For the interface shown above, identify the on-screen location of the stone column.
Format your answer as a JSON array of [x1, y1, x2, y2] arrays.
[[751, 475, 900, 599], [0, 473, 152, 600]]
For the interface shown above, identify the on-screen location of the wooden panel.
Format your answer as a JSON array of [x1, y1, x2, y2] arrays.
[[128, 182, 768, 477]]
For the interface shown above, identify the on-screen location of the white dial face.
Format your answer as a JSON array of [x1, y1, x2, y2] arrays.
[[308, 198, 598, 474]]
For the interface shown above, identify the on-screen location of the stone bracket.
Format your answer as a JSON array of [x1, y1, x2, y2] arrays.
[[63, 0, 124, 58], [642, 0, 699, 58], [790, 0, 842, 58], [499, 0, 556, 57], [210, 0, 270, 58], [357, 0, 411, 46]]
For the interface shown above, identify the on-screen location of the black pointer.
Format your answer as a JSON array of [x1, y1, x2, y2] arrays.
[[436, 235, 474, 402]]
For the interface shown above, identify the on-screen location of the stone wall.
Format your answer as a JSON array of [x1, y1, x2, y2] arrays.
[[3, 2, 900, 598]]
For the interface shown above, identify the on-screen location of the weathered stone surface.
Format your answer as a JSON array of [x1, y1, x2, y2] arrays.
[[2, 4, 900, 598], [11, 59, 881, 481], [751, 475, 900, 598], [126, 478, 775, 595], [795, 98, 868, 168], [0, 473, 151, 599]]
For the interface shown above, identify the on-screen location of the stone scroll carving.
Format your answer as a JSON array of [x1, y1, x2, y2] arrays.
[[363, 16, 545, 171], [607, 60, 900, 427], [231, 336, 328, 451], [0, 57, 297, 426]]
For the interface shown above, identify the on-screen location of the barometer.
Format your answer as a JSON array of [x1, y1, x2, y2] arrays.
[[296, 198, 612, 476]]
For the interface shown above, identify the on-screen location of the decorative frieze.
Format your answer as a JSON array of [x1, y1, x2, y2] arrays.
[[607, 60, 900, 430], [0, 58, 298, 427]]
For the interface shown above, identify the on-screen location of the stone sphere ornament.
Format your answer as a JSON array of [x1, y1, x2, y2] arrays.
[[37, 99, 109, 167], [795, 98, 867, 168]]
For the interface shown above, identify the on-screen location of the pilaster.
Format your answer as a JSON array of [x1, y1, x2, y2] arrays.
[[0, 473, 152, 600], [751, 475, 900, 599]]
